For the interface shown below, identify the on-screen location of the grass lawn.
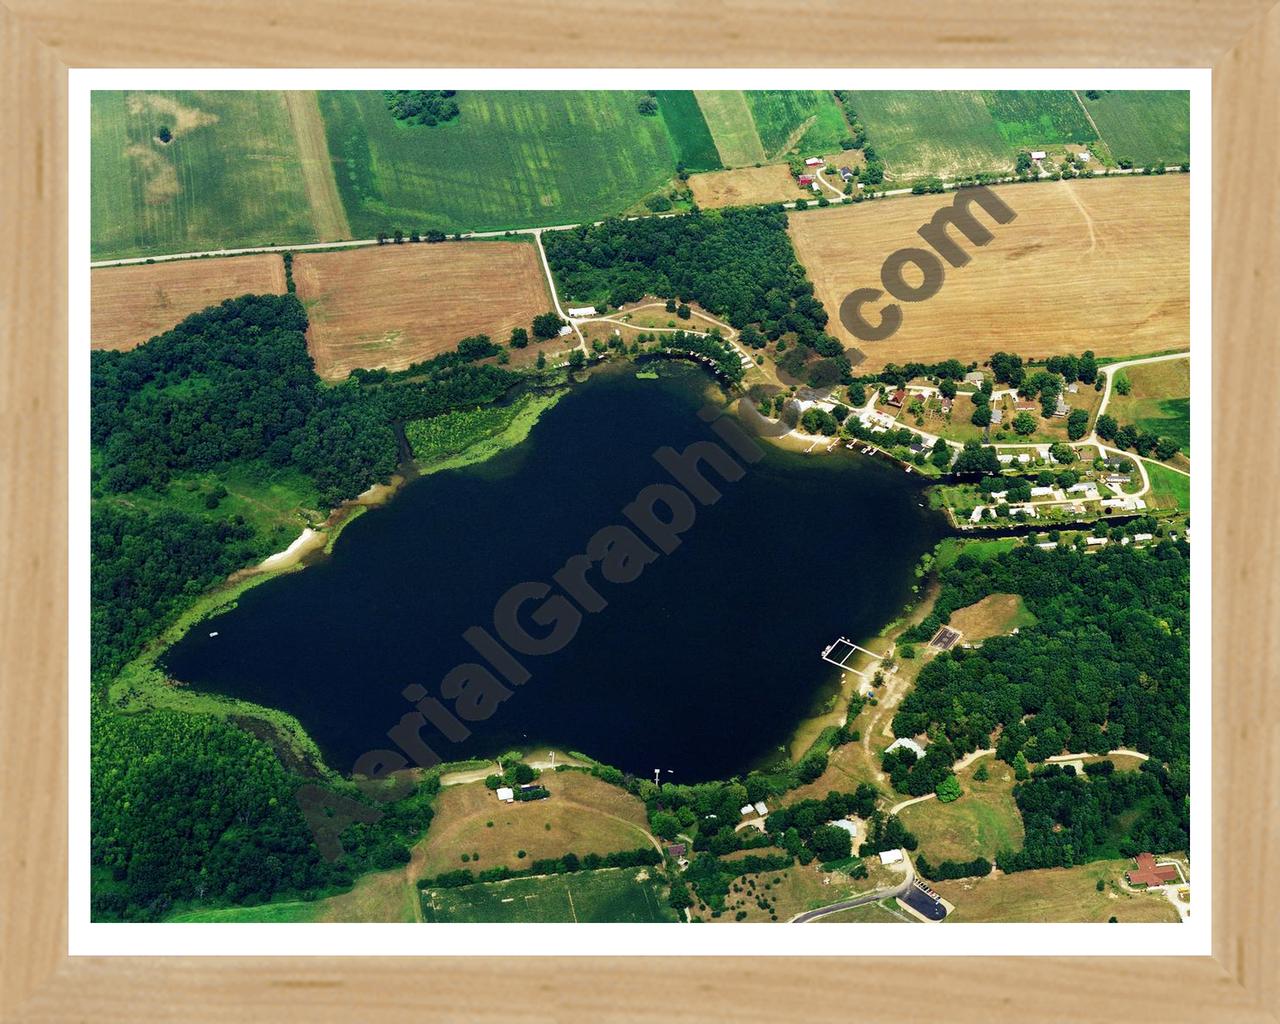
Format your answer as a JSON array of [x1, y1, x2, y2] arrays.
[[843, 91, 1012, 180], [744, 90, 850, 160], [421, 867, 677, 923], [933, 536, 1021, 570], [1082, 90, 1190, 165], [1145, 461, 1191, 511], [946, 593, 1037, 644], [654, 91, 722, 172], [932, 858, 1182, 923], [91, 91, 318, 260], [320, 90, 678, 236], [898, 756, 1025, 864], [1106, 357, 1191, 454], [694, 91, 767, 167], [169, 900, 323, 923], [417, 771, 654, 879]]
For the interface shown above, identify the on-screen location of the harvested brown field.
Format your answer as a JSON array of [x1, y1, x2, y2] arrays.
[[788, 175, 1189, 372], [688, 164, 807, 209], [91, 254, 286, 350], [294, 241, 553, 380]]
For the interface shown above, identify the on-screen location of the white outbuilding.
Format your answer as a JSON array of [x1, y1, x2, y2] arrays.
[[496, 787, 515, 803], [879, 849, 905, 866], [566, 306, 598, 318], [753, 801, 769, 817], [885, 737, 926, 759]]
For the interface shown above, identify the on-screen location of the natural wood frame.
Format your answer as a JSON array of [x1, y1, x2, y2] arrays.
[[1, 3, 1275, 1019]]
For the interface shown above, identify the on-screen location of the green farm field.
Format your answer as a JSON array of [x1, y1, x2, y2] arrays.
[[1107, 357, 1191, 454], [1083, 91, 1191, 165], [655, 91, 722, 172], [981, 90, 1097, 149], [744, 90, 850, 159], [843, 91, 1012, 180], [319, 90, 679, 236], [421, 868, 678, 923], [694, 90, 767, 166], [91, 91, 318, 260], [1145, 461, 1192, 512]]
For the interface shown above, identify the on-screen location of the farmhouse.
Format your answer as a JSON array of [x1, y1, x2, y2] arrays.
[[839, 167, 855, 181], [964, 371, 986, 385], [566, 305, 598, 318], [887, 388, 906, 408], [1126, 852, 1180, 887]]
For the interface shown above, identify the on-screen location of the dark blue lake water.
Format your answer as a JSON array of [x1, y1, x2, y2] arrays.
[[162, 364, 946, 781]]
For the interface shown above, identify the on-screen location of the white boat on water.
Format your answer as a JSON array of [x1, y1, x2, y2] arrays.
[[209, 631, 219, 637]]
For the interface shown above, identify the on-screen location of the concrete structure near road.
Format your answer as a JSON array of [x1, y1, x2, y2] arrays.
[[1127, 852, 1180, 887], [878, 849, 905, 866], [566, 305, 597, 317], [886, 737, 926, 759], [496, 787, 515, 802]]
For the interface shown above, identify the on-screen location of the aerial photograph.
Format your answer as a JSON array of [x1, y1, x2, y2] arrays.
[[89, 87, 1192, 927]]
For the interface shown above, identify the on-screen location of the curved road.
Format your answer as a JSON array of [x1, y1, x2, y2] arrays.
[[791, 853, 914, 923]]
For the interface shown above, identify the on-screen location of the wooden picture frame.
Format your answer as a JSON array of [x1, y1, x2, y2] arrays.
[[2, 3, 1275, 1018]]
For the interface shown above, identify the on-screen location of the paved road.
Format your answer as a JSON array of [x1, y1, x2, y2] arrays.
[[89, 167, 1169, 269], [791, 854, 914, 923]]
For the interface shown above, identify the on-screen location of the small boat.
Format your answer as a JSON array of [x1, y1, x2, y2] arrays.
[[208, 631, 219, 638]]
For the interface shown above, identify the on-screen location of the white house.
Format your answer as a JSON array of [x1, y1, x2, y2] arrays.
[[557, 324, 574, 337], [886, 737, 926, 759], [496, 787, 515, 803], [566, 305, 597, 318], [1030, 486, 1057, 498], [804, 157, 824, 167], [1078, 150, 1092, 162], [879, 849, 905, 866], [1086, 536, 1108, 546], [753, 801, 769, 817], [740, 803, 756, 817], [1030, 150, 1047, 160], [1133, 532, 1154, 542]]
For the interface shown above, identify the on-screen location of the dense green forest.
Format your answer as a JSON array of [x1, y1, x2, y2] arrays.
[[890, 542, 1190, 868], [543, 207, 848, 385], [92, 708, 436, 921], [89, 294, 529, 920], [1000, 760, 1187, 872], [90, 294, 519, 676], [897, 542, 1190, 766]]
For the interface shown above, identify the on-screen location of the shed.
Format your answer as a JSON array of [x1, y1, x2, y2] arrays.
[[805, 157, 824, 166], [557, 324, 573, 337], [829, 819, 858, 837], [753, 801, 769, 816], [797, 174, 814, 185], [964, 371, 986, 384], [740, 804, 756, 817], [879, 849, 905, 866], [566, 305, 597, 318], [496, 787, 515, 803], [1030, 150, 1047, 160]]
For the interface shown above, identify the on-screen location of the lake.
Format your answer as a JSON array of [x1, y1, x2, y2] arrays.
[[162, 364, 948, 782]]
